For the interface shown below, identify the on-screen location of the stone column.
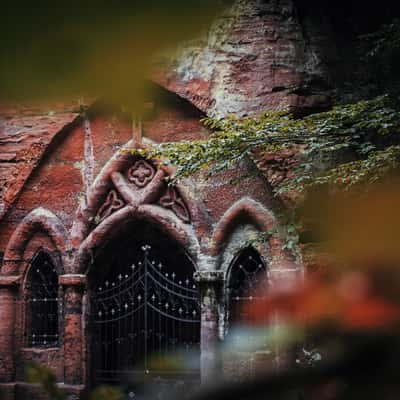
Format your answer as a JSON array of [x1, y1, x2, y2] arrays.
[[0, 276, 20, 383], [194, 270, 224, 383], [59, 274, 86, 385]]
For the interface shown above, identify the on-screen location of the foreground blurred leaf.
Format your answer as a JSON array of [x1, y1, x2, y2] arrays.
[[89, 385, 124, 400], [25, 362, 65, 400], [241, 180, 400, 334], [302, 180, 400, 272], [0, 1, 225, 106], [249, 274, 400, 330]]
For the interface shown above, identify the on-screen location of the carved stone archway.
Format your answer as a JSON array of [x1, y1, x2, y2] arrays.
[[0, 208, 67, 384], [211, 197, 297, 271], [63, 146, 205, 387], [2, 207, 68, 276], [87, 219, 201, 388]]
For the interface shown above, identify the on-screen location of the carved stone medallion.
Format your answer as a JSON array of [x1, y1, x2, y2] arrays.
[[127, 160, 155, 188]]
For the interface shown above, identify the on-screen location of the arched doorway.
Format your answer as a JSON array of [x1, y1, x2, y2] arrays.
[[88, 221, 200, 390]]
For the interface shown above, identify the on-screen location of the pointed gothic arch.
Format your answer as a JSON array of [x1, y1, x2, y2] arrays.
[[72, 204, 201, 275], [69, 140, 204, 275], [211, 197, 281, 256], [2, 207, 68, 276], [85, 210, 201, 386]]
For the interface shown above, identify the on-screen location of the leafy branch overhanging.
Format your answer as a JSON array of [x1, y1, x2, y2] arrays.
[[133, 95, 400, 195]]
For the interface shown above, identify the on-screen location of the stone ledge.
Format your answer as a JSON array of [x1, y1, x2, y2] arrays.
[[194, 270, 224, 283], [59, 274, 87, 287], [0, 275, 21, 287], [1, 382, 87, 400], [0, 383, 16, 400], [56, 383, 86, 392]]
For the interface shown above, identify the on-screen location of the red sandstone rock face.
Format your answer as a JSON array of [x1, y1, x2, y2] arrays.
[[152, 0, 335, 118], [142, 89, 209, 143]]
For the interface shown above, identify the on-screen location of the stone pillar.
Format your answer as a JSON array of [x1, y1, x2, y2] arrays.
[[59, 274, 86, 385], [0, 275, 20, 383], [194, 270, 224, 383]]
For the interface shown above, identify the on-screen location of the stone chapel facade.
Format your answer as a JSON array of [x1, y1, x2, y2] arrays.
[[0, 0, 346, 396], [0, 85, 301, 399]]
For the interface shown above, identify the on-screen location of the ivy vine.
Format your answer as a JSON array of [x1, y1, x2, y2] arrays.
[[134, 95, 400, 196]]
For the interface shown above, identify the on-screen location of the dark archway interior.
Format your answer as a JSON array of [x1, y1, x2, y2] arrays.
[[227, 247, 267, 327], [89, 220, 200, 386]]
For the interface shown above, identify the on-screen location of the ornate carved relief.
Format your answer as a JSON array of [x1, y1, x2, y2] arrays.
[[96, 190, 125, 222], [94, 158, 191, 225], [159, 186, 191, 223], [127, 159, 155, 188]]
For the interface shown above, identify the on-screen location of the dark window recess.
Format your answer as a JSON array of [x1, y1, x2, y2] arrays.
[[227, 247, 268, 326], [26, 252, 59, 347]]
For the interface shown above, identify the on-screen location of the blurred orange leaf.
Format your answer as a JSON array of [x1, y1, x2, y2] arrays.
[[244, 273, 400, 331]]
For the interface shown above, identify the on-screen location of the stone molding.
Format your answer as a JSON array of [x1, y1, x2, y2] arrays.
[[211, 197, 277, 255], [194, 270, 224, 284], [1, 207, 68, 275], [0, 275, 21, 288], [59, 274, 87, 287]]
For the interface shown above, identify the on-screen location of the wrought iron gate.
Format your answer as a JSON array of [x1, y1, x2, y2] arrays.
[[91, 243, 200, 385]]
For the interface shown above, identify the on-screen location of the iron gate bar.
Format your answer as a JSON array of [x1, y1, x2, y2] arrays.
[[144, 244, 148, 372]]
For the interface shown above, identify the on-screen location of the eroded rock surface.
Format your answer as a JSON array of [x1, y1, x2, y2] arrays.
[[153, 0, 336, 118]]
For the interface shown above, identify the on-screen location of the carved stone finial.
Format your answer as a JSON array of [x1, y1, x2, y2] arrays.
[[132, 118, 143, 145]]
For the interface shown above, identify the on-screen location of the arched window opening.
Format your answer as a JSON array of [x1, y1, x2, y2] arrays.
[[26, 251, 59, 347], [227, 247, 268, 329]]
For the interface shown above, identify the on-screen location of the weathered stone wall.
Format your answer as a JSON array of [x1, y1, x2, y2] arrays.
[[0, 91, 210, 252]]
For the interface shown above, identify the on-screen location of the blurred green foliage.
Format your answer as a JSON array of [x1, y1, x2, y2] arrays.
[[25, 363, 65, 400], [25, 362, 124, 400], [89, 385, 124, 400]]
